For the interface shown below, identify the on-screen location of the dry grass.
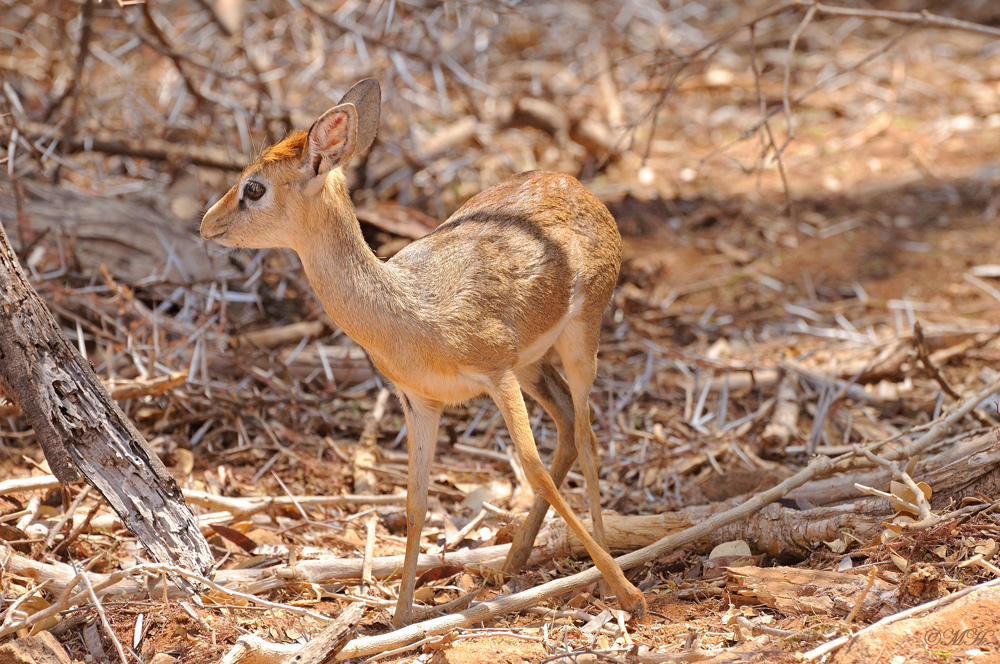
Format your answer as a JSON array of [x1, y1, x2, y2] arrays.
[[2, 1, 1000, 662]]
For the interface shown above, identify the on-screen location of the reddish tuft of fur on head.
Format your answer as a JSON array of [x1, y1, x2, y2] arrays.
[[252, 131, 308, 170]]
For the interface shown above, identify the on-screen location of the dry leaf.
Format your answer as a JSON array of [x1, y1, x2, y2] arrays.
[[172, 448, 194, 476], [889, 550, 909, 572], [211, 524, 259, 554], [826, 538, 847, 554], [414, 565, 463, 589], [709, 540, 752, 559]]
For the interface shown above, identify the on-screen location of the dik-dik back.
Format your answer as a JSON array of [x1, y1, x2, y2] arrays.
[[386, 171, 622, 372]]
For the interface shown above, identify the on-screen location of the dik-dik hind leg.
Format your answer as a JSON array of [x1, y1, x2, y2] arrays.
[[488, 371, 645, 618], [555, 323, 612, 560], [393, 391, 444, 628], [504, 360, 579, 574]]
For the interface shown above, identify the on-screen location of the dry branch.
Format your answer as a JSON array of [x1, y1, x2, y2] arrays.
[[0, 455, 829, 644], [12, 120, 244, 171], [913, 322, 960, 399], [236, 321, 329, 349], [329, 456, 832, 660], [0, 475, 62, 496], [221, 636, 300, 664], [805, 1, 1000, 38], [790, 424, 1000, 507], [183, 488, 406, 513], [0, 371, 187, 418], [277, 603, 364, 664], [761, 373, 800, 449]]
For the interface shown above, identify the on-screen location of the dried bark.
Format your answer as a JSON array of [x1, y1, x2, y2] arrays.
[[0, 217, 213, 579], [727, 566, 897, 621], [0, 632, 73, 664]]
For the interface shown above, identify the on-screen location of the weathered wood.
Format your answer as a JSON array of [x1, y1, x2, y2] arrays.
[[218, 604, 364, 664], [0, 370, 188, 417], [279, 604, 365, 664], [220, 636, 300, 664], [0, 216, 213, 579], [0, 631, 73, 664]]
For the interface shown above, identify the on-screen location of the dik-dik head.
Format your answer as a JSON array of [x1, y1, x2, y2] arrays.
[[200, 78, 381, 251]]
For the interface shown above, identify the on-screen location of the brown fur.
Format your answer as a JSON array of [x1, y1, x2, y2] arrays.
[[254, 131, 307, 168], [201, 80, 646, 625]]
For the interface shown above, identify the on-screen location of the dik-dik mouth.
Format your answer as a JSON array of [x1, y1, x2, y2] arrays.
[[200, 225, 229, 242]]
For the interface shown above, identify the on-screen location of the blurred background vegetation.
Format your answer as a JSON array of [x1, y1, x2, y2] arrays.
[[1, 0, 995, 218]]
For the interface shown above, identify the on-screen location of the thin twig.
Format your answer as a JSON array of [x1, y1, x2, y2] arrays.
[[80, 568, 130, 664], [913, 322, 960, 400], [748, 25, 795, 218], [138, 3, 205, 104], [807, 1, 1000, 38], [43, 0, 95, 123], [780, 3, 816, 154]]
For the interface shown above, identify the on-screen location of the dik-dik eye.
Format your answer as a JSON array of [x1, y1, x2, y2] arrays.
[[244, 180, 266, 201]]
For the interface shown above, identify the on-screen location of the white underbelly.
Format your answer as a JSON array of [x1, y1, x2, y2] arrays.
[[378, 283, 585, 405], [395, 367, 489, 404]]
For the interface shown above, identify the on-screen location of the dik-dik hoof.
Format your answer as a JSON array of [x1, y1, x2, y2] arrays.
[[391, 605, 412, 629], [620, 589, 648, 622]]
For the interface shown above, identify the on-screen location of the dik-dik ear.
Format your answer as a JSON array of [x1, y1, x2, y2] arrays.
[[337, 78, 381, 156], [303, 103, 359, 177], [302, 79, 381, 179]]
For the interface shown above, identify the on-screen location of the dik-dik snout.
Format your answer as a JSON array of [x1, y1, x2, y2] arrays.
[[201, 178, 297, 250], [200, 185, 243, 246]]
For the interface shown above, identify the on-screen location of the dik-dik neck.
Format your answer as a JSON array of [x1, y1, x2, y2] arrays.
[[295, 180, 410, 358]]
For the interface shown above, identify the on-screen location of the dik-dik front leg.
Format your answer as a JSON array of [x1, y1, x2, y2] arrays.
[[393, 391, 444, 628]]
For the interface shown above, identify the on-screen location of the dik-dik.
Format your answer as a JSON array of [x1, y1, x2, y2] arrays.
[[201, 79, 646, 626]]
